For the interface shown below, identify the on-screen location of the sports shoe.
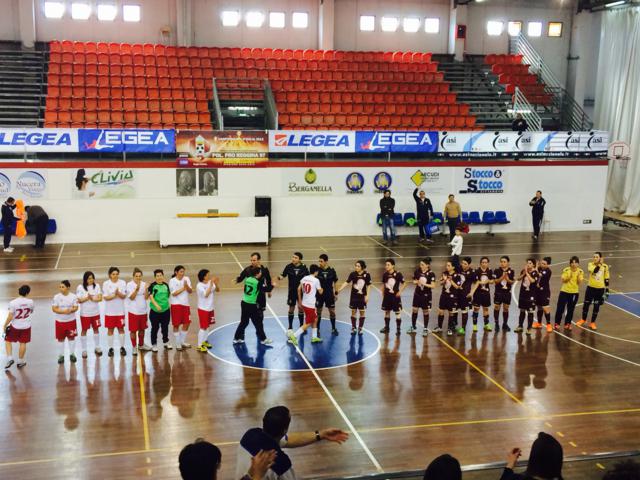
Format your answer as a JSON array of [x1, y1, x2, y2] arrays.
[[175, 344, 183, 351], [57, 355, 64, 364], [332, 329, 339, 336], [82, 351, 88, 359], [526, 329, 533, 336], [576, 319, 586, 327], [425, 238, 434, 243], [396, 329, 401, 336], [202, 341, 212, 348], [358, 328, 364, 335], [132, 348, 138, 356], [514, 326, 524, 333], [119, 347, 126, 356], [484, 324, 493, 332], [406, 326, 417, 334], [182, 342, 191, 349], [108, 348, 114, 357], [532, 322, 542, 329], [139, 344, 152, 352], [232, 339, 244, 345], [4, 359, 14, 369], [432, 327, 443, 334], [422, 328, 430, 337], [379, 327, 390, 334], [261, 338, 273, 346], [16, 361, 26, 368], [151, 345, 158, 352], [472, 325, 478, 332], [564, 324, 572, 331], [311, 337, 323, 343], [589, 322, 598, 330], [457, 327, 465, 336], [502, 324, 511, 332], [495, 324, 501, 332], [287, 332, 298, 346], [351, 327, 357, 335], [95, 347, 103, 356], [198, 345, 208, 352], [70, 354, 77, 363], [3, 247, 14, 253], [164, 343, 173, 350], [447, 329, 453, 336], [546, 324, 553, 333], [554, 324, 561, 331]]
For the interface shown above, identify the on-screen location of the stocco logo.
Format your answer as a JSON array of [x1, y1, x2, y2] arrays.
[[16, 171, 46, 198]]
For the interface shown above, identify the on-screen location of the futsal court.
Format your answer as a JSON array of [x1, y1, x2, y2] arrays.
[[1, 228, 639, 479]]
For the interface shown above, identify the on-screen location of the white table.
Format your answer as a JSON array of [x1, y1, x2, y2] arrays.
[[159, 216, 269, 247]]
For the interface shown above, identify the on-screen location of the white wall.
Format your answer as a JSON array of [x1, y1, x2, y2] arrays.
[[333, 0, 450, 53], [192, 0, 319, 49], [6, 163, 607, 245], [465, 1, 574, 85], [0, 0, 20, 42]]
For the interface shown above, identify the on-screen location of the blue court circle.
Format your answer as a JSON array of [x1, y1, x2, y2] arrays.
[[206, 318, 381, 371]]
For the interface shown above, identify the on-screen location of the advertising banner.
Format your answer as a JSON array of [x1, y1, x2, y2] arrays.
[[0, 170, 47, 199], [269, 130, 355, 153], [0, 129, 77, 152], [78, 129, 175, 153], [355, 131, 438, 153], [176, 130, 268, 167], [72, 167, 137, 199], [456, 166, 508, 194]]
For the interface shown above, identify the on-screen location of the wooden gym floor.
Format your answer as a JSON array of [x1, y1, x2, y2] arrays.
[[0, 229, 639, 479]]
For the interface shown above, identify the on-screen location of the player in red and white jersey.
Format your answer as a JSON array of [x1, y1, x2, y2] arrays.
[[103, 266, 127, 357], [196, 268, 219, 352], [169, 265, 193, 350], [76, 271, 103, 358], [3, 285, 34, 369], [52, 280, 79, 364], [127, 267, 151, 355], [288, 264, 323, 346]]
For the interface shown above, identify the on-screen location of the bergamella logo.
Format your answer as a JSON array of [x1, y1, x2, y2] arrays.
[[288, 169, 332, 194]]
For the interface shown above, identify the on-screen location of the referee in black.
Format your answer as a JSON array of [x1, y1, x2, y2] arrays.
[[529, 190, 546, 240]]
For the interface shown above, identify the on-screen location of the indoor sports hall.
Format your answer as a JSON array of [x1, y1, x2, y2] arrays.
[[0, 1, 639, 480]]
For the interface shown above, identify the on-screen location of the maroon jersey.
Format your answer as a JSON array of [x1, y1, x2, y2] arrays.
[[519, 269, 539, 294], [382, 270, 404, 297], [441, 271, 462, 295], [493, 267, 515, 292], [475, 268, 494, 293], [413, 269, 436, 299], [347, 271, 371, 303], [536, 268, 552, 293], [458, 268, 477, 297]]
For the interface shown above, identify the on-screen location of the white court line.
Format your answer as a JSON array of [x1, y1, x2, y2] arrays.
[[227, 248, 385, 473], [572, 321, 640, 345], [614, 292, 640, 304], [54, 243, 65, 270], [605, 300, 640, 319], [366, 236, 403, 257], [553, 331, 640, 367]]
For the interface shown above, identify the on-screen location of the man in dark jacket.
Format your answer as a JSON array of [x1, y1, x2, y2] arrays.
[[529, 191, 546, 240], [2, 197, 18, 253], [379, 190, 397, 245], [413, 188, 434, 244], [512, 114, 529, 132], [235, 252, 274, 312], [25, 205, 49, 249]]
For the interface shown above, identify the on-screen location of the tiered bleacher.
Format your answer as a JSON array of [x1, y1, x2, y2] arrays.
[[43, 41, 478, 131], [484, 54, 552, 106]]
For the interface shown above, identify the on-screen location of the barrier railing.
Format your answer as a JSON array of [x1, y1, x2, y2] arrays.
[[263, 79, 279, 130], [512, 87, 542, 131], [211, 78, 224, 130]]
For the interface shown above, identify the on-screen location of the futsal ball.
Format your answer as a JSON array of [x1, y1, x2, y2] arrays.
[[433, 218, 442, 224]]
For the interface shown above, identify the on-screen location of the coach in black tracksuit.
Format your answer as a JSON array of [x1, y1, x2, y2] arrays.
[[529, 191, 546, 240], [1, 197, 17, 251], [413, 188, 434, 243], [25, 205, 49, 249]]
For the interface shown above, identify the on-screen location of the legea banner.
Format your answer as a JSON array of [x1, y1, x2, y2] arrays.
[[0, 129, 77, 152], [269, 130, 355, 153]]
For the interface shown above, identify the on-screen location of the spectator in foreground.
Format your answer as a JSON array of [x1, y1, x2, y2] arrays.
[[236, 405, 349, 480], [413, 187, 434, 244], [602, 460, 640, 479], [179, 438, 276, 480], [25, 204, 49, 249], [423, 454, 462, 480], [444, 194, 462, 241], [379, 190, 397, 246], [501, 432, 563, 480], [512, 114, 529, 132]]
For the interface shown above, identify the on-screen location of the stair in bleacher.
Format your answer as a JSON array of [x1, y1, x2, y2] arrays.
[[0, 49, 46, 127]]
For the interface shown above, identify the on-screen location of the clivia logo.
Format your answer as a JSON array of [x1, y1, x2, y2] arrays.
[[16, 171, 46, 198], [91, 169, 134, 186]]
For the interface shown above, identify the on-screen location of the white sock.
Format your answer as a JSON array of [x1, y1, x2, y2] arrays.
[[312, 328, 318, 338], [119, 333, 125, 348], [68, 339, 76, 354], [198, 329, 205, 345], [80, 336, 87, 351], [7, 355, 14, 362], [108, 335, 114, 348], [58, 342, 65, 356], [180, 330, 187, 344], [294, 327, 304, 338], [174, 331, 181, 346], [94, 331, 101, 348]]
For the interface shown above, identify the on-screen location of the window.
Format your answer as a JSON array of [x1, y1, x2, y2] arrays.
[[97, 3, 117, 21], [508, 21, 522, 36], [246, 11, 265, 28], [44, 1, 65, 18], [528, 21, 542, 37], [359, 15, 375, 32], [71, 2, 91, 19], [292, 12, 308, 29], [403, 17, 420, 33], [221, 10, 240, 27], [548, 22, 563, 37], [269, 11, 285, 28], [424, 17, 440, 34], [486, 20, 504, 36], [123, 4, 140, 22], [381, 16, 399, 32]]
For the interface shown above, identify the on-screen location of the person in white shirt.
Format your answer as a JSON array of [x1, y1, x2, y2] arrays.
[[127, 267, 152, 355], [3, 285, 34, 369], [102, 266, 128, 357], [196, 268, 219, 352], [76, 271, 103, 358], [448, 225, 464, 270], [169, 265, 193, 350], [287, 265, 323, 346], [52, 280, 79, 364]]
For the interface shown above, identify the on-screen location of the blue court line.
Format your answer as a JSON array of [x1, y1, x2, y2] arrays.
[[606, 294, 640, 318]]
